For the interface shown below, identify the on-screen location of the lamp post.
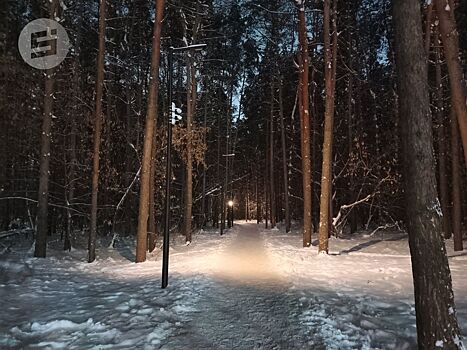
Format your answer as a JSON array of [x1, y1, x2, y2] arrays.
[[220, 153, 235, 235], [162, 43, 206, 289], [228, 200, 234, 227]]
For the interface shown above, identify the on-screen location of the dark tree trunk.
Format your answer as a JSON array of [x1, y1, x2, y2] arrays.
[[295, 3, 313, 247], [135, 0, 165, 262], [347, 11, 357, 235], [34, 0, 59, 258], [393, 0, 462, 347], [264, 122, 271, 228], [318, 0, 337, 254], [434, 32, 452, 239], [65, 110, 76, 252], [256, 164, 261, 224], [88, 0, 107, 263], [434, 0, 467, 165], [147, 130, 157, 252], [269, 79, 276, 229], [184, 59, 196, 243], [279, 78, 291, 233], [451, 110, 463, 252], [215, 105, 221, 229], [201, 93, 208, 228]]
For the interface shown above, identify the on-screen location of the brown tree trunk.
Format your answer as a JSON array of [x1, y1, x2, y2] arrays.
[[184, 59, 196, 243], [434, 0, 467, 165], [393, 0, 462, 346], [34, 0, 59, 258], [88, 0, 107, 263], [65, 106, 77, 252], [434, 31, 453, 239], [451, 110, 463, 252], [182, 4, 202, 242], [269, 79, 276, 229], [135, 0, 165, 263], [215, 110, 221, 229], [348, 58, 357, 234], [147, 128, 157, 252], [65, 47, 81, 252], [256, 168, 261, 224], [318, 0, 337, 254], [201, 93, 208, 228], [296, 3, 313, 247], [265, 120, 270, 229], [279, 78, 291, 233]]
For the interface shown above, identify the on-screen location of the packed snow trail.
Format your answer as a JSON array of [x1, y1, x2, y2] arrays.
[[2, 221, 466, 348], [207, 221, 283, 282], [155, 223, 400, 349], [166, 222, 316, 349]]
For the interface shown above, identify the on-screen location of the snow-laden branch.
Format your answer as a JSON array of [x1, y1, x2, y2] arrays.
[[332, 194, 373, 227]]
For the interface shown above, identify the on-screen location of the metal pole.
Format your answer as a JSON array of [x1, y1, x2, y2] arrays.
[[162, 47, 173, 289]]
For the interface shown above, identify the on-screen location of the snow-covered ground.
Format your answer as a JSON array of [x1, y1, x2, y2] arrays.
[[0, 221, 466, 349]]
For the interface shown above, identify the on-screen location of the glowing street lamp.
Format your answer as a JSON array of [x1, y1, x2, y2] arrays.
[[227, 200, 234, 228]]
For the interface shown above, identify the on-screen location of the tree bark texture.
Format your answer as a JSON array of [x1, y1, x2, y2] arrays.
[[269, 79, 276, 229], [296, 4, 313, 247], [279, 78, 291, 232], [434, 32, 452, 239], [451, 110, 463, 252], [135, 0, 165, 262], [88, 0, 107, 263], [393, 0, 462, 347], [434, 0, 467, 165], [318, 0, 337, 254], [34, 0, 59, 258]]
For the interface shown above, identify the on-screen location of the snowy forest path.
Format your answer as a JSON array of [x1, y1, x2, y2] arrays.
[[167, 222, 314, 349], [0, 223, 423, 349], [209, 221, 284, 283]]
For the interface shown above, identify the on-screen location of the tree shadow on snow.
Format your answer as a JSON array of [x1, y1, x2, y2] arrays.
[[340, 235, 407, 255]]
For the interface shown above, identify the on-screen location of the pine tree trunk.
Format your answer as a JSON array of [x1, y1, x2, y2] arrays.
[[347, 12, 357, 235], [215, 110, 221, 229], [393, 0, 462, 346], [34, 0, 59, 258], [434, 0, 467, 165], [434, 33, 452, 239], [246, 184, 249, 221], [88, 0, 107, 263], [256, 164, 261, 224], [296, 4, 313, 247], [65, 109, 76, 252], [318, 0, 337, 254], [135, 0, 165, 262], [269, 79, 276, 229], [184, 59, 196, 243], [451, 110, 463, 252], [264, 121, 271, 228], [65, 54, 80, 252], [279, 79, 291, 233], [147, 130, 157, 252], [201, 92, 208, 228]]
